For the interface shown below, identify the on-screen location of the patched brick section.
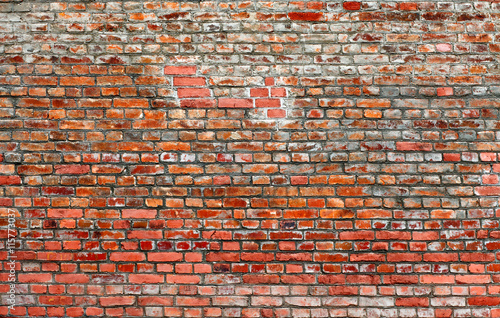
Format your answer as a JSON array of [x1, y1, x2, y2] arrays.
[[168, 66, 286, 113], [1, 1, 500, 317]]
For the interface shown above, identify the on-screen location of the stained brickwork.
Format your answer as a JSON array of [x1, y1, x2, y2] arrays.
[[1, 0, 500, 317]]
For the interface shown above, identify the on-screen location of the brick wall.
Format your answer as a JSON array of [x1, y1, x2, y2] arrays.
[[1, 0, 500, 317]]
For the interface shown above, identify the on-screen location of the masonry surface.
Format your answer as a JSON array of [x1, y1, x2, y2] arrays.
[[0, 0, 500, 317]]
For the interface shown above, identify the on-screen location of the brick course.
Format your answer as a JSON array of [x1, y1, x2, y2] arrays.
[[1, 0, 500, 317]]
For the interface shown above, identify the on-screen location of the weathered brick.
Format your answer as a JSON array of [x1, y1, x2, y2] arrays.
[[3, 2, 499, 316], [218, 98, 253, 108], [165, 66, 197, 75], [288, 12, 323, 21], [343, 2, 361, 10]]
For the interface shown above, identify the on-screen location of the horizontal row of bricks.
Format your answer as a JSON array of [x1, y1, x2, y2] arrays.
[[3, 304, 500, 318], [8, 98, 500, 109], [8, 237, 499, 251], [6, 268, 500, 283], [10, 234, 500, 248], [15, 1, 498, 12], [3, 295, 500, 307], [3, 77, 497, 89]]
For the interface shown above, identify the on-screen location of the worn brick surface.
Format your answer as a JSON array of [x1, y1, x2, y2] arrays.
[[1, 0, 500, 317]]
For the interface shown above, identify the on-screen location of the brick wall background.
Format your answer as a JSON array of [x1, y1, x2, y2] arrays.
[[1, 0, 500, 317]]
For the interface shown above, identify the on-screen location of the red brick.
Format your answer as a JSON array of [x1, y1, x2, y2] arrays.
[[109, 252, 145, 262], [218, 98, 253, 108], [39, 296, 72, 305], [385, 275, 418, 284], [177, 88, 211, 98], [268, 109, 286, 118], [24, 76, 58, 86], [176, 297, 210, 306], [180, 99, 216, 108], [456, 275, 490, 284], [420, 275, 455, 284], [250, 88, 268, 97], [255, 98, 281, 108], [423, 253, 458, 262], [148, 252, 183, 262], [18, 165, 53, 175], [54, 165, 90, 175], [135, 76, 167, 85], [114, 98, 149, 108], [443, 153, 461, 161], [0, 175, 22, 185], [396, 142, 433, 151], [55, 274, 89, 283], [288, 12, 323, 21], [437, 87, 453, 96], [138, 296, 174, 306], [129, 274, 164, 284], [343, 2, 361, 10], [165, 66, 197, 75], [100, 296, 135, 307], [468, 297, 500, 306], [18, 273, 52, 283], [122, 209, 157, 219], [475, 186, 500, 196], [396, 297, 429, 307], [167, 274, 200, 284], [271, 88, 286, 97], [174, 77, 206, 86], [60, 77, 95, 86], [47, 209, 83, 218], [97, 76, 133, 86]]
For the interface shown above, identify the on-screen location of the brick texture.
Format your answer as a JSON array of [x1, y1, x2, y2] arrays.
[[1, 0, 500, 317]]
